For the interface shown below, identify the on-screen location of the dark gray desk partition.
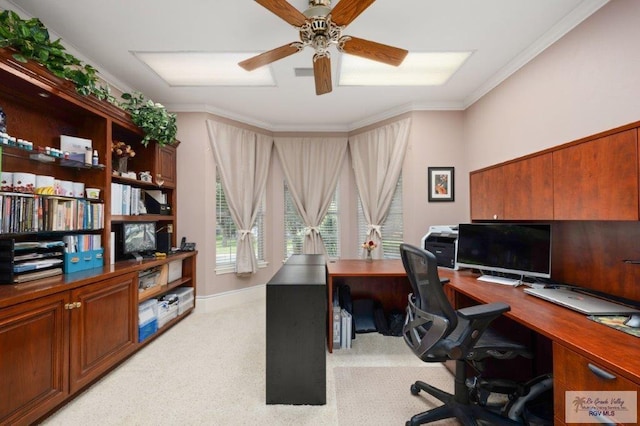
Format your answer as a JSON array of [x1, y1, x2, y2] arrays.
[[266, 255, 327, 405]]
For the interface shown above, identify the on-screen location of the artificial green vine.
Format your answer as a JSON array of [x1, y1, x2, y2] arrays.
[[0, 9, 177, 146], [120, 92, 177, 147]]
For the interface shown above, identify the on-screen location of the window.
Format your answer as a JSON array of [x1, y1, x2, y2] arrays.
[[215, 172, 265, 270], [284, 181, 340, 259], [357, 174, 403, 259]]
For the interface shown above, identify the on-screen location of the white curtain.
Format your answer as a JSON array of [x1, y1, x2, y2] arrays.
[[274, 137, 348, 255], [206, 120, 272, 274], [349, 118, 411, 259]]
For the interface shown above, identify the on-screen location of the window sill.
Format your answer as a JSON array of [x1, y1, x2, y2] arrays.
[[215, 261, 269, 275]]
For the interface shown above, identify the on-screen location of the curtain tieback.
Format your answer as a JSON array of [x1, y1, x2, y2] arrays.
[[304, 227, 320, 236], [238, 230, 252, 241], [367, 224, 382, 239]]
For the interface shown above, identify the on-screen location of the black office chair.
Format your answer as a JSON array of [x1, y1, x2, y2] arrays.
[[399, 243, 549, 426]]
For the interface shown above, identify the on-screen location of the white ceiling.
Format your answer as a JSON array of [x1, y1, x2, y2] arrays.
[[3, 0, 608, 131]]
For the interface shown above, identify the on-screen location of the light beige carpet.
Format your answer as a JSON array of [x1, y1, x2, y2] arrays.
[[334, 366, 460, 426]]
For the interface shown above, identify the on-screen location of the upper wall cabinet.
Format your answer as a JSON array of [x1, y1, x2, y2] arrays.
[[470, 153, 553, 221], [553, 129, 638, 220], [470, 166, 504, 220], [503, 153, 553, 220]]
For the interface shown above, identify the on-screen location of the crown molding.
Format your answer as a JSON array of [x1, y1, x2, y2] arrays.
[[463, 0, 609, 108]]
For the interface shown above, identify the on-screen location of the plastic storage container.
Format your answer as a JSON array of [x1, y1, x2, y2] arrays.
[[138, 299, 158, 342], [172, 287, 195, 314]]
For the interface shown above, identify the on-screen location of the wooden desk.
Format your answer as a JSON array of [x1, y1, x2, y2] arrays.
[[440, 269, 640, 425], [326, 259, 410, 353]]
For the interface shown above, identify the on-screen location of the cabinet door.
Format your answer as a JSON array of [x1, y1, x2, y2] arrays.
[[553, 130, 638, 220], [155, 144, 177, 188], [69, 273, 137, 393], [470, 167, 504, 220], [0, 293, 69, 425], [553, 343, 639, 425], [502, 153, 554, 220]]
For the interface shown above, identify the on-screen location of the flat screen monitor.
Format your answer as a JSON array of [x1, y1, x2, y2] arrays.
[[122, 222, 156, 258], [455, 223, 552, 285]]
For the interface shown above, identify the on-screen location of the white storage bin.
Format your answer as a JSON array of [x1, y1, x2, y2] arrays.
[[168, 259, 183, 282], [157, 299, 178, 328], [178, 296, 195, 315], [171, 287, 194, 314]]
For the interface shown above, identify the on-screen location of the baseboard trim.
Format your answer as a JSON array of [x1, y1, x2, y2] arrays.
[[194, 285, 265, 313]]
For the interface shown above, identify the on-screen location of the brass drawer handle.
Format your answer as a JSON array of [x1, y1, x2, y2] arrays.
[[588, 363, 616, 380]]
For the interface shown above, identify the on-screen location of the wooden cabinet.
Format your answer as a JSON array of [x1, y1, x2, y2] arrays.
[[470, 166, 503, 220], [553, 129, 638, 220], [503, 153, 553, 220], [155, 143, 177, 188], [470, 153, 553, 221], [0, 293, 68, 425], [69, 273, 137, 393], [553, 343, 640, 425], [0, 251, 196, 424], [0, 273, 136, 424], [470, 128, 640, 222], [0, 48, 195, 423]]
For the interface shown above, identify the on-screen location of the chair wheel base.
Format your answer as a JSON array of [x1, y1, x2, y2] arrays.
[[410, 383, 421, 395]]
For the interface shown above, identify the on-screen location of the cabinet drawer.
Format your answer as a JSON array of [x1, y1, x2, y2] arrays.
[[554, 343, 639, 424]]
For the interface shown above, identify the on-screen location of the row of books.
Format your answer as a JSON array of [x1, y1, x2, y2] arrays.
[[62, 234, 102, 253], [110, 183, 145, 216], [0, 194, 104, 234]]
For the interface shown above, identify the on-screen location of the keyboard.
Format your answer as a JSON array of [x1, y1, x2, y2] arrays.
[[477, 275, 521, 286]]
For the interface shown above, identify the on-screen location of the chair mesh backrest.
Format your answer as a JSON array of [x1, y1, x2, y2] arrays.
[[400, 243, 458, 326]]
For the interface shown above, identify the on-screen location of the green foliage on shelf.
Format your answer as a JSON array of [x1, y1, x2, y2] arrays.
[[119, 92, 177, 147], [0, 9, 177, 146]]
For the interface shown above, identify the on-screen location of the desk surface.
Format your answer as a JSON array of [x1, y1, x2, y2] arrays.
[[326, 259, 406, 277], [441, 268, 640, 384]]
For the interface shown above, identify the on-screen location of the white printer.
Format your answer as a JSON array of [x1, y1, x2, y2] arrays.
[[421, 225, 459, 270]]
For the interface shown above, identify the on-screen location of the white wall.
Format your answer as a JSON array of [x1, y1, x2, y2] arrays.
[[464, 0, 640, 170]]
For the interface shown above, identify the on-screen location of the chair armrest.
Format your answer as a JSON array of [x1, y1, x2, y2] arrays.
[[457, 302, 510, 320]]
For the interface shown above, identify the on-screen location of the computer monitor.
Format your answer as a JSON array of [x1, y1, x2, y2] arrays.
[[122, 222, 157, 259], [455, 223, 552, 285]]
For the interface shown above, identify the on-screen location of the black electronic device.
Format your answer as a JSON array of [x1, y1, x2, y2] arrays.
[[456, 223, 552, 285], [120, 222, 157, 260], [156, 231, 171, 254], [180, 236, 196, 251]]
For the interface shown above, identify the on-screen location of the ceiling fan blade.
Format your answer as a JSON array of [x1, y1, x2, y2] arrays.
[[256, 0, 307, 27], [341, 36, 408, 66], [239, 44, 301, 71], [313, 55, 332, 95], [331, 0, 376, 26]]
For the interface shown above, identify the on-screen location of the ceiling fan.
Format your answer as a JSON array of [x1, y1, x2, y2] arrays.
[[239, 0, 409, 95]]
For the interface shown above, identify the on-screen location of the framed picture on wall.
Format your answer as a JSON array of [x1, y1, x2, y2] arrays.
[[428, 167, 455, 202]]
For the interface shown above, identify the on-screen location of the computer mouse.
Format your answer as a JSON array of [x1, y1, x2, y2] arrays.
[[623, 314, 640, 328]]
